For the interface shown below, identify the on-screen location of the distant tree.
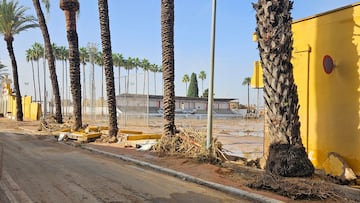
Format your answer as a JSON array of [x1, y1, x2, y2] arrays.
[[198, 70, 206, 95], [187, 72, 199, 97], [25, 48, 37, 101], [242, 77, 251, 113], [202, 88, 208, 98], [182, 74, 189, 95]]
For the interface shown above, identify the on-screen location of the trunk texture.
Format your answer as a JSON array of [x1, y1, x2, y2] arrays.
[[254, 0, 313, 177], [33, 0, 63, 123], [60, 0, 82, 130], [6, 37, 23, 121], [98, 0, 118, 139], [161, 0, 176, 136]]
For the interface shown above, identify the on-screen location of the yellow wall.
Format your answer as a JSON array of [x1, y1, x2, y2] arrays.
[[292, 3, 360, 175]]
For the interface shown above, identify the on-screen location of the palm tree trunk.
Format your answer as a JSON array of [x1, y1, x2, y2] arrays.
[[82, 63, 86, 115], [33, 0, 63, 123], [154, 72, 156, 95], [37, 60, 42, 103], [247, 84, 250, 113], [101, 65, 104, 116], [60, 0, 82, 130], [31, 60, 37, 101], [161, 0, 176, 136], [118, 67, 121, 96], [254, 0, 313, 177], [6, 39, 23, 121], [98, 0, 118, 139]]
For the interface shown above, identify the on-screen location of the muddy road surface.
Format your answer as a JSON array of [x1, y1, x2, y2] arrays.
[[0, 132, 250, 203]]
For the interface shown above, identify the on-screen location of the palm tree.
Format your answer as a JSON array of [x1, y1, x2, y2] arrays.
[[198, 70, 206, 95], [112, 53, 124, 96], [123, 57, 134, 94], [182, 74, 189, 95], [98, 0, 118, 140], [161, 0, 176, 136], [87, 43, 97, 117], [32, 42, 44, 103], [0, 0, 38, 121], [33, 0, 63, 123], [95, 51, 104, 116], [58, 45, 68, 113], [79, 47, 88, 115], [60, 0, 82, 130], [150, 63, 159, 95], [133, 57, 141, 95], [141, 58, 150, 95], [242, 77, 251, 113], [26, 48, 37, 101], [0, 62, 7, 80], [254, 0, 314, 177]]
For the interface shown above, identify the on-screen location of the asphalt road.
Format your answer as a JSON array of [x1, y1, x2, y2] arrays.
[[0, 132, 249, 203]]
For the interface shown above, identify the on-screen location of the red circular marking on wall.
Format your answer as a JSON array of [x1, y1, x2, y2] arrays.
[[323, 55, 334, 74]]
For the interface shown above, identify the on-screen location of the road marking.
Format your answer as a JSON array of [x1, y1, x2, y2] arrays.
[[0, 170, 33, 203]]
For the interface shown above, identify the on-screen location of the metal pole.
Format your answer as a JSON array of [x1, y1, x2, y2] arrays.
[[43, 56, 47, 119], [147, 71, 149, 127], [206, 0, 217, 151]]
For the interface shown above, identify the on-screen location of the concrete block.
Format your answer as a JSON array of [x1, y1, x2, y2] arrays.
[[322, 152, 356, 182]]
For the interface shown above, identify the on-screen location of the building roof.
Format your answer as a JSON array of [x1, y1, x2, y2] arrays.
[[294, 2, 360, 24], [117, 94, 236, 102]]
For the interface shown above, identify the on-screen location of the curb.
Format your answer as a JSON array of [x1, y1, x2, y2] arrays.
[[83, 145, 283, 203]]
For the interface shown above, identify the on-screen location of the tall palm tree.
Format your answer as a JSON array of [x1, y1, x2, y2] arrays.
[[161, 0, 176, 136], [123, 57, 134, 94], [95, 51, 104, 116], [141, 58, 150, 95], [150, 63, 159, 95], [0, 0, 38, 121], [60, 0, 82, 130], [79, 47, 88, 114], [198, 70, 206, 95], [98, 0, 118, 139], [58, 45, 68, 114], [33, 0, 63, 123], [32, 42, 44, 103], [87, 42, 97, 117], [182, 74, 189, 95], [26, 48, 37, 101], [112, 53, 124, 96], [254, 0, 314, 177], [242, 77, 251, 113], [133, 57, 141, 95]]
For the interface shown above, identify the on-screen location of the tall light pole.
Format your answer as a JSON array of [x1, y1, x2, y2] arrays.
[[206, 0, 217, 152]]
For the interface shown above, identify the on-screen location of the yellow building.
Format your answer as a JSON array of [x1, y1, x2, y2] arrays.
[[253, 3, 360, 175]]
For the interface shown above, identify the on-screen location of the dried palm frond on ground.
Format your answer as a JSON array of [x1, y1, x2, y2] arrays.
[[153, 128, 225, 164], [39, 116, 73, 132], [247, 173, 348, 201]]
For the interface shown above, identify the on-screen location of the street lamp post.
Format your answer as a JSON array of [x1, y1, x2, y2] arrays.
[[206, 0, 217, 152]]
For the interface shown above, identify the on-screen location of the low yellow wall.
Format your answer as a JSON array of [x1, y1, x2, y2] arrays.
[[7, 95, 40, 121]]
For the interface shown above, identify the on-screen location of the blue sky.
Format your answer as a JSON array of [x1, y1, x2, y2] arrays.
[[0, 0, 358, 105]]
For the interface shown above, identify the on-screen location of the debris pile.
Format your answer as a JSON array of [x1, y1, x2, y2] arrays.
[[248, 174, 346, 201], [153, 128, 225, 163]]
